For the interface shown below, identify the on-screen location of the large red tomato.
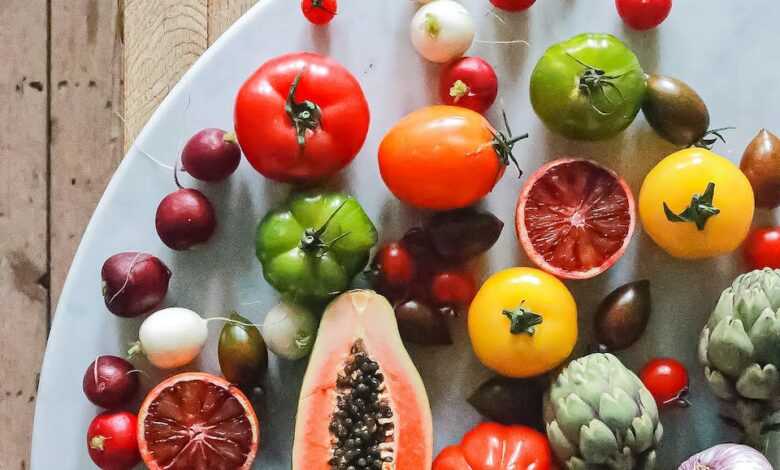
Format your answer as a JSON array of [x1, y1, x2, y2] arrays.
[[433, 422, 553, 470], [379, 106, 525, 210], [234, 52, 370, 183]]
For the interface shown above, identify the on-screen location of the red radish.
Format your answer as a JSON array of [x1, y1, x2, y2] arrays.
[[82, 356, 140, 409], [376, 242, 416, 286], [155, 170, 217, 250], [101, 252, 170, 317], [439, 57, 498, 114], [87, 411, 141, 470], [431, 270, 476, 306], [180, 128, 241, 182], [301, 0, 337, 25], [490, 0, 536, 11]]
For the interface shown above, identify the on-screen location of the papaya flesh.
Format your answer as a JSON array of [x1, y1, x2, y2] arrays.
[[292, 290, 433, 470]]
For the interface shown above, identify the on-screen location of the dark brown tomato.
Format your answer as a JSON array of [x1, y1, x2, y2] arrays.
[[642, 74, 709, 146], [594, 280, 651, 351], [740, 129, 780, 209]]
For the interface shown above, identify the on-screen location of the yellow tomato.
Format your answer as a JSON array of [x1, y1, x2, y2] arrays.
[[467, 267, 577, 378], [639, 148, 754, 259]]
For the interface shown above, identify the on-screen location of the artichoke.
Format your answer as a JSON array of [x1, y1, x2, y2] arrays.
[[545, 353, 663, 470], [699, 268, 780, 466]]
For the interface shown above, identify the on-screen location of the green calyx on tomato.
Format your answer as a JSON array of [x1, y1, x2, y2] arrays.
[[530, 33, 646, 141], [502, 303, 543, 336], [490, 110, 528, 177], [256, 191, 377, 301], [286, 71, 322, 148], [663, 182, 720, 230]]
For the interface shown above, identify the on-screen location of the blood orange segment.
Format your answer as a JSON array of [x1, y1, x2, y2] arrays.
[[516, 158, 635, 279], [138, 372, 259, 470]]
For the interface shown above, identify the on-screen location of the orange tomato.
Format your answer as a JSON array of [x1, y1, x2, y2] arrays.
[[378, 105, 524, 210]]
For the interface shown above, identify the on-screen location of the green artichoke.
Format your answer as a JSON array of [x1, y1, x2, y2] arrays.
[[545, 353, 663, 470], [699, 268, 780, 465]]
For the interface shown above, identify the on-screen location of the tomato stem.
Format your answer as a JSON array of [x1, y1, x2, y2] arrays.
[[490, 109, 527, 177], [300, 199, 351, 253], [663, 182, 720, 231], [566, 53, 628, 116], [692, 126, 735, 150], [286, 70, 322, 149], [449, 80, 470, 103], [662, 387, 691, 408], [502, 302, 543, 335]]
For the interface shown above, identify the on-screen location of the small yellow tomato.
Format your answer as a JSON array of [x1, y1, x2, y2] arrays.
[[639, 148, 754, 259], [467, 267, 577, 378]]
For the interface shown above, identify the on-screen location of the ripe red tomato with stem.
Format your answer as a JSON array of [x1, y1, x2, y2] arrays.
[[86, 411, 140, 470], [744, 227, 780, 270], [439, 57, 498, 114], [234, 52, 370, 183], [376, 242, 416, 287], [301, 0, 337, 25], [615, 0, 672, 30], [489, 0, 535, 12], [431, 271, 476, 306], [640, 357, 690, 408]]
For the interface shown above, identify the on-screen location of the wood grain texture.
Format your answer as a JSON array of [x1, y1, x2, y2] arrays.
[[0, 1, 49, 468], [123, 0, 208, 150], [208, 0, 256, 44], [49, 0, 125, 307]]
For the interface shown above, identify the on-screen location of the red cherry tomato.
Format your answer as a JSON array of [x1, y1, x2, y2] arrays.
[[433, 422, 553, 470], [376, 242, 416, 286], [615, 0, 672, 30], [234, 52, 370, 183], [640, 357, 689, 408], [744, 227, 780, 270], [86, 411, 140, 470], [439, 57, 498, 114], [301, 0, 337, 25], [489, 0, 536, 12], [431, 271, 476, 306]]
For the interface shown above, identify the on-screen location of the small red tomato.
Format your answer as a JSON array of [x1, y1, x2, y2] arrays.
[[439, 57, 498, 114], [489, 0, 536, 12], [640, 357, 689, 408], [615, 0, 672, 30], [87, 411, 140, 470], [376, 242, 415, 286], [301, 0, 337, 25], [744, 227, 780, 270], [431, 271, 476, 306]]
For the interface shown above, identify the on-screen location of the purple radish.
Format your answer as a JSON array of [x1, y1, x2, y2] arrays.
[[155, 168, 217, 250], [101, 252, 171, 317], [181, 128, 241, 182], [82, 355, 140, 408]]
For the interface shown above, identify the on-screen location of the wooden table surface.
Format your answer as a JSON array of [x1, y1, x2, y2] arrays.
[[0, 1, 255, 466]]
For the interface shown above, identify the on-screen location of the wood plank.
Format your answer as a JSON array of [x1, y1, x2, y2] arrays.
[[0, 1, 49, 468], [208, 0, 256, 44], [123, 0, 208, 150], [49, 0, 125, 307]]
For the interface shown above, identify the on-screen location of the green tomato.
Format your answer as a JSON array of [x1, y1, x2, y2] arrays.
[[256, 191, 377, 301], [530, 33, 646, 141]]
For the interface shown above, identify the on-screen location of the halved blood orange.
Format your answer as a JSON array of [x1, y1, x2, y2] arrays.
[[515, 158, 636, 280], [137, 372, 259, 470]]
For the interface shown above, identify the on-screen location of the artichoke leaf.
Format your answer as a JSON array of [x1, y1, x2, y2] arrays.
[[625, 413, 655, 453], [735, 287, 772, 329], [709, 291, 735, 329], [637, 388, 659, 423], [579, 419, 620, 464], [749, 308, 780, 366], [598, 388, 639, 431], [698, 328, 711, 366], [704, 366, 737, 400], [758, 268, 780, 307], [639, 449, 658, 470], [547, 420, 578, 462], [556, 394, 597, 443], [736, 363, 779, 400], [707, 318, 755, 378]]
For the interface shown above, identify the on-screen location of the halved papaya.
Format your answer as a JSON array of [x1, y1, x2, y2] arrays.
[[292, 290, 433, 470]]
